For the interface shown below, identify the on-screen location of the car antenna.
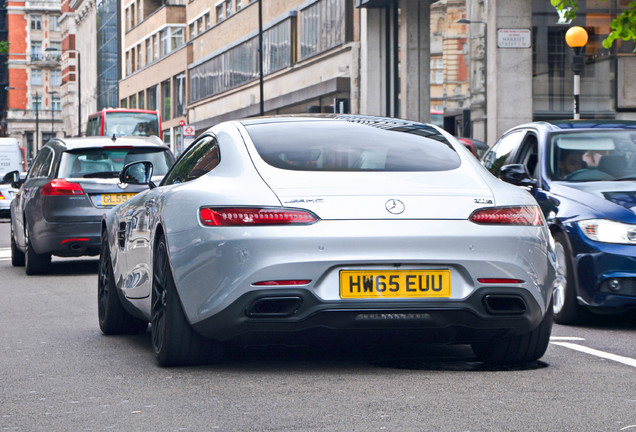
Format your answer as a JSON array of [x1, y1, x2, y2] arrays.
[[111, 134, 116, 142]]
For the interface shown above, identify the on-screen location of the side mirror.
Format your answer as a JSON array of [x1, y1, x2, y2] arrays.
[[119, 161, 156, 189], [500, 164, 538, 187], [2, 170, 21, 188]]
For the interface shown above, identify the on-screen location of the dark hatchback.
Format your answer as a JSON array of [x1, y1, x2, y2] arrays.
[[482, 120, 636, 323], [9, 136, 174, 275]]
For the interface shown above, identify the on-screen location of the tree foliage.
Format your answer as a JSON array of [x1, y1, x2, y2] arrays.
[[551, 0, 636, 51], [0, 41, 9, 55]]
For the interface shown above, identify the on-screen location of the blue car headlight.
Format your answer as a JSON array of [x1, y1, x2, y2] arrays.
[[577, 219, 636, 244]]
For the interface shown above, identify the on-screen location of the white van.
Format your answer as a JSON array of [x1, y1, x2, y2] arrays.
[[0, 138, 25, 177]]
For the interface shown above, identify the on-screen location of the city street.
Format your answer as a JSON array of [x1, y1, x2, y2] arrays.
[[0, 218, 634, 432]]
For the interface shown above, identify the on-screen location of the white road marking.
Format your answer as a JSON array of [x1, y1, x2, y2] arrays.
[[551, 341, 636, 368], [0, 248, 10, 260], [550, 336, 586, 341]]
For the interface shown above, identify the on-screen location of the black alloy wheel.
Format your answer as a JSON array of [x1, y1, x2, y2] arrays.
[[151, 235, 224, 367], [98, 230, 148, 335], [24, 226, 51, 275]]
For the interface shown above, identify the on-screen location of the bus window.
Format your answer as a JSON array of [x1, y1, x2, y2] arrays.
[[86, 108, 162, 140]]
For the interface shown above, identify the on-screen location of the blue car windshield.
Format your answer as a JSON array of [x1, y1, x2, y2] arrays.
[[549, 130, 636, 182]]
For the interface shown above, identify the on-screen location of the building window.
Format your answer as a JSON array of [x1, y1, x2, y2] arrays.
[[146, 39, 152, 64], [49, 15, 60, 31], [161, 29, 169, 56], [31, 15, 42, 30], [236, 0, 242, 10], [138, 0, 143, 22], [153, 35, 159, 60], [137, 43, 143, 69], [121, 98, 128, 108], [205, 12, 210, 29], [300, 0, 346, 60], [32, 94, 43, 110], [190, 17, 293, 102], [126, 51, 131, 75], [51, 70, 62, 86], [31, 69, 43, 85], [430, 58, 444, 84], [126, 8, 131, 31], [190, 22, 196, 39], [173, 73, 185, 118], [130, 94, 137, 109], [52, 95, 61, 111], [163, 129, 171, 149], [148, 85, 157, 110], [138, 90, 145, 109], [216, 3, 224, 22], [31, 41, 42, 61], [162, 79, 171, 121], [171, 28, 184, 51]]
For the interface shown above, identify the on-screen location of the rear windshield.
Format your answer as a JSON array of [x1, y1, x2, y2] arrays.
[[245, 120, 461, 171], [103, 112, 160, 137], [58, 147, 173, 179]]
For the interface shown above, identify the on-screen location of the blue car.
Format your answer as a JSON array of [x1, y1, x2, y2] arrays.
[[482, 120, 636, 324]]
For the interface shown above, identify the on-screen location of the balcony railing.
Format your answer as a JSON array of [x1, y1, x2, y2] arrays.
[[30, 54, 61, 66]]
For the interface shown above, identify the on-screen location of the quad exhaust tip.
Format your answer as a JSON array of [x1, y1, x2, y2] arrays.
[[246, 296, 303, 318], [482, 295, 527, 315]]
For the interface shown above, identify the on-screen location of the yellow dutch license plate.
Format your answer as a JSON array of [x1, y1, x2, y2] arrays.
[[98, 193, 137, 206], [340, 270, 451, 299]]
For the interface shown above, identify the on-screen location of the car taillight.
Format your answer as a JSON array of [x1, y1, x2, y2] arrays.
[[199, 207, 319, 226], [41, 179, 85, 196], [469, 206, 543, 226], [252, 280, 311, 286], [477, 278, 524, 284], [0, 192, 5, 200]]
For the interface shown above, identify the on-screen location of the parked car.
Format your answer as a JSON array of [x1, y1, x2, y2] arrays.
[[457, 137, 488, 159], [0, 173, 20, 218], [9, 136, 175, 275], [482, 120, 636, 324], [99, 114, 556, 367]]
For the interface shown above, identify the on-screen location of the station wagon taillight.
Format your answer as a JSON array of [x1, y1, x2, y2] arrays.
[[41, 179, 85, 196], [469, 206, 543, 226], [199, 207, 318, 226]]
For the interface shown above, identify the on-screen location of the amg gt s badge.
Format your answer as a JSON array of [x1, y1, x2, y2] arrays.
[[385, 199, 405, 215], [474, 198, 493, 204]]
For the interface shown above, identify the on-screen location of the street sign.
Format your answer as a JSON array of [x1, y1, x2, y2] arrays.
[[183, 125, 195, 137], [497, 29, 532, 48], [179, 120, 185, 127]]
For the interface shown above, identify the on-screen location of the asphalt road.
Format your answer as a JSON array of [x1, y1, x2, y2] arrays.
[[0, 218, 634, 432]]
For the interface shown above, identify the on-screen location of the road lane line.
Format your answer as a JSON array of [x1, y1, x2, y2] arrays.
[[550, 336, 585, 341], [0, 248, 10, 259], [551, 341, 636, 368]]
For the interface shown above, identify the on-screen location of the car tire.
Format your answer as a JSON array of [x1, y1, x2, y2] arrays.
[[151, 235, 224, 367], [10, 225, 25, 267], [98, 231, 148, 335], [471, 302, 553, 365], [24, 228, 51, 275], [552, 231, 588, 325]]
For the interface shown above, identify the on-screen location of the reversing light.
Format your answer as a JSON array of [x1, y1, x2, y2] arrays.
[[199, 207, 318, 226], [469, 206, 543, 226], [41, 179, 85, 196], [252, 280, 311, 286], [478, 278, 524, 284]]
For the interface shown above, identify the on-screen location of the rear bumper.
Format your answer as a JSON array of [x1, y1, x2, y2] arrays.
[[30, 219, 102, 257], [192, 287, 545, 343]]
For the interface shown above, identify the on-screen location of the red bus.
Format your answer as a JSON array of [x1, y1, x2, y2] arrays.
[[85, 108, 162, 139]]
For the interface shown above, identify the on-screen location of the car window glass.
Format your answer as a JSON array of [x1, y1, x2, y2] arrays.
[[245, 120, 460, 172], [549, 131, 636, 181], [29, 148, 53, 178], [482, 130, 526, 176], [162, 135, 219, 185], [517, 135, 539, 178]]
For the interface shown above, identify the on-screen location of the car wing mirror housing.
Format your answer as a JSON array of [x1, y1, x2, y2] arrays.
[[2, 170, 21, 188], [119, 161, 156, 189], [500, 164, 537, 187]]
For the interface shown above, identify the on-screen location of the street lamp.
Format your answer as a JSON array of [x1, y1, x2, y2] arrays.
[[48, 90, 58, 137], [46, 47, 81, 136], [565, 26, 588, 120]]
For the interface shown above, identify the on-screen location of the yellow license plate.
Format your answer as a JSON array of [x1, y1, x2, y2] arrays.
[[340, 270, 451, 299], [98, 193, 137, 206]]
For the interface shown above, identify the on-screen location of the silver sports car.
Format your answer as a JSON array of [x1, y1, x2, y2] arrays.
[[99, 115, 557, 367]]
